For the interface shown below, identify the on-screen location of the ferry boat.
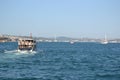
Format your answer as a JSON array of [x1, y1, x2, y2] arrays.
[[18, 39, 36, 52]]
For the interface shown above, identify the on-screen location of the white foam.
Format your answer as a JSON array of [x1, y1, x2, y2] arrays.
[[4, 50, 37, 55]]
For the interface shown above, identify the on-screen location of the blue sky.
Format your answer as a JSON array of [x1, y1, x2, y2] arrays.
[[0, 0, 120, 38]]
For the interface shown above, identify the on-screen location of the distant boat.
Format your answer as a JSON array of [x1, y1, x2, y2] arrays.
[[17, 39, 36, 52], [70, 41, 74, 44], [54, 35, 58, 42], [101, 34, 108, 44]]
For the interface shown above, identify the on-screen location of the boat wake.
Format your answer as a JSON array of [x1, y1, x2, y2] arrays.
[[4, 50, 37, 55]]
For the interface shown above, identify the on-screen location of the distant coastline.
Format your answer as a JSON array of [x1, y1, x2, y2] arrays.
[[0, 34, 120, 43]]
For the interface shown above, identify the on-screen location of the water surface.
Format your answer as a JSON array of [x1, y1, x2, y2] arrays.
[[0, 42, 120, 80]]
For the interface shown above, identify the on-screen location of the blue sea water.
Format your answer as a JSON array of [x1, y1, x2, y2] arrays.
[[0, 42, 120, 80]]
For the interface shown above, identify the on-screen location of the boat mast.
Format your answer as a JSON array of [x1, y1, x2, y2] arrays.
[[30, 33, 32, 38], [105, 34, 107, 41], [54, 35, 57, 42]]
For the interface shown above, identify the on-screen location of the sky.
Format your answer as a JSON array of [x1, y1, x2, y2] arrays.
[[0, 0, 120, 38]]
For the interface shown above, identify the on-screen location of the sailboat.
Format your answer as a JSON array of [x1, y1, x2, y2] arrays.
[[54, 35, 58, 42], [70, 41, 74, 44], [101, 34, 108, 44]]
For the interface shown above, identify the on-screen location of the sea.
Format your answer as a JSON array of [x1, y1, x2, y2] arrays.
[[0, 42, 120, 80]]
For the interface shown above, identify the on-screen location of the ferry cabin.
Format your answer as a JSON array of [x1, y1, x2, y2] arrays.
[[18, 39, 36, 51]]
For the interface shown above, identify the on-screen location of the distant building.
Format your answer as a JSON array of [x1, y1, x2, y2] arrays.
[[0, 37, 11, 42]]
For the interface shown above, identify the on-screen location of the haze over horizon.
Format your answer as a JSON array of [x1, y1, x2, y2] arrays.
[[0, 0, 120, 38]]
